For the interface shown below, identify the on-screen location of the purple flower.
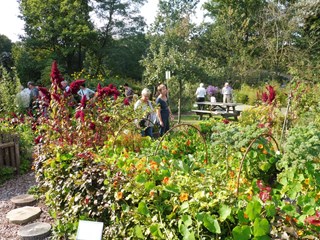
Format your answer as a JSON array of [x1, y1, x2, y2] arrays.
[[206, 85, 219, 96]]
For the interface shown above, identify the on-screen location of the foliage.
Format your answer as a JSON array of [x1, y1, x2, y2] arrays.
[[0, 66, 21, 115], [0, 166, 14, 185], [14, 77, 317, 239], [288, 81, 320, 127]]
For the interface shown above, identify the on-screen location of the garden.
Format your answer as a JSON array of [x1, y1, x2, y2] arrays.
[[0, 61, 319, 240]]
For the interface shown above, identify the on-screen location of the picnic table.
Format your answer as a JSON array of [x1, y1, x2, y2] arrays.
[[192, 102, 241, 120]]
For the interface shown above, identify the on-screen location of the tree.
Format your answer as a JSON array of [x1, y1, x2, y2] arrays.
[[142, 0, 209, 119], [19, 0, 96, 75], [84, 0, 147, 77]]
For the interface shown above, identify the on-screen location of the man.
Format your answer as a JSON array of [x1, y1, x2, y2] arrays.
[[16, 85, 31, 110], [221, 82, 233, 103], [124, 83, 134, 103], [27, 81, 39, 109], [61, 80, 70, 92]]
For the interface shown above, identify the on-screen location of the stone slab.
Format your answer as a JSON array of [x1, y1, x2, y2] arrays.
[[18, 222, 51, 240], [6, 206, 41, 225], [11, 194, 36, 207]]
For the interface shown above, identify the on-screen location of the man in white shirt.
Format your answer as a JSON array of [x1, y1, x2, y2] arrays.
[[16, 86, 31, 110], [222, 82, 233, 103], [195, 83, 206, 110]]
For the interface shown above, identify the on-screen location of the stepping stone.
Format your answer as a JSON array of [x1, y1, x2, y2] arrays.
[[6, 206, 41, 225], [18, 222, 51, 240], [11, 194, 36, 207]]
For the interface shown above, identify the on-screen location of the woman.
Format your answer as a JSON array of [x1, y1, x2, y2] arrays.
[[77, 82, 95, 100], [195, 83, 206, 110], [134, 88, 156, 138], [156, 84, 173, 136]]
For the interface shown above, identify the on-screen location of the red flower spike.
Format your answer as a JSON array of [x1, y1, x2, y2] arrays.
[[124, 98, 130, 105], [69, 79, 85, 95], [81, 95, 87, 108], [50, 60, 64, 88], [38, 87, 51, 101]]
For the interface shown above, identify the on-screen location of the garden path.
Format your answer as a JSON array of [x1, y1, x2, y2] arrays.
[[0, 172, 52, 240]]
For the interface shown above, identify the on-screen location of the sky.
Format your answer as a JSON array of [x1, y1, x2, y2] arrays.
[[0, 0, 206, 42]]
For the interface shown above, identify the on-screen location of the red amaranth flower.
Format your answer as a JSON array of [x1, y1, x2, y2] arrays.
[[89, 122, 96, 130], [222, 119, 230, 124], [75, 110, 85, 122], [80, 95, 87, 108], [50, 60, 64, 88], [260, 85, 276, 104], [34, 136, 43, 144], [69, 79, 85, 94], [52, 93, 61, 102], [124, 98, 130, 105], [103, 116, 110, 123], [38, 87, 51, 101]]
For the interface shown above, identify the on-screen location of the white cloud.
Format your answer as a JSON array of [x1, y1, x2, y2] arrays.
[[0, 0, 24, 42], [0, 0, 207, 42]]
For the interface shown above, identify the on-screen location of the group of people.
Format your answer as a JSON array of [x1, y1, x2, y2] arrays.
[[132, 83, 173, 139], [16, 80, 94, 118], [195, 82, 233, 109]]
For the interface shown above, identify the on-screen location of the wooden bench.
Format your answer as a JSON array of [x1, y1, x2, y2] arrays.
[[191, 110, 213, 120], [192, 109, 241, 120]]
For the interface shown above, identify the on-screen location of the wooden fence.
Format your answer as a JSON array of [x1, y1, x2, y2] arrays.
[[0, 133, 20, 173]]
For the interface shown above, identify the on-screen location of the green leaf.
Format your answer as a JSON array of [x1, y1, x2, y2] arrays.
[[232, 225, 251, 240], [178, 222, 188, 237], [134, 225, 144, 239], [203, 214, 221, 233], [219, 204, 232, 221], [144, 181, 155, 191], [137, 201, 149, 216], [245, 200, 262, 221], [253, 218, 270, 237], [103, 179, 109, 185], [259, 162, 271, 171], [135, 174, 146, 183], [253, 236, 271, 240], [238, 210, 250, 224], [181, 215, 192, 227], [179, 202, 189, 213], [164, 185, 180, 194], [150, 224, 164, 239], [265, 204, 276, 217]]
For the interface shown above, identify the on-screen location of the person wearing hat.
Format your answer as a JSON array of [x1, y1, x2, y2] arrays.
[[195, 83, 206, 110], [221, 82, 233, 103]]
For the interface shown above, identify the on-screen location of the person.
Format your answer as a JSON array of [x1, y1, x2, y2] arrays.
[[134, 88, 156, 138], [156, 84, 173, 136], [195, 83, 206, 110], [61, 80, 70, 93], [77, 82, 95, 100], [124, 83, 134, 103], [27, 81, 39, 110], [222, 82, 233, 103], [16, 85, 31, 111]]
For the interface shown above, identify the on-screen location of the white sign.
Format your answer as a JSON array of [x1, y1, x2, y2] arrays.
[[165, 71, 171, 80], [76, 220, 104, 240]]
